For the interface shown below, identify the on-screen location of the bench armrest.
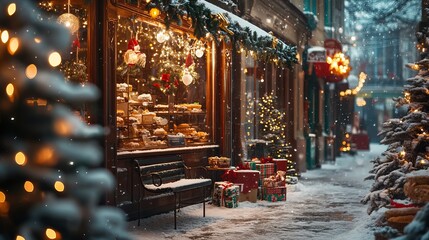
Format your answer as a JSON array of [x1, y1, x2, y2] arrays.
[[149, 173, 163, 187]]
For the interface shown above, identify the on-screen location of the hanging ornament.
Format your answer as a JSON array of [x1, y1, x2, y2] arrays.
[[195, 48, 204, 58], [124, 38, 146, 67], [156, 30, 170, 43], [181, 69, 193, 86], [57, 0, 79, 34]]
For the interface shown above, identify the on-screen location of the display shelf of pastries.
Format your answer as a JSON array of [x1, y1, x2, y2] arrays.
[[116, 83, 133, 92]]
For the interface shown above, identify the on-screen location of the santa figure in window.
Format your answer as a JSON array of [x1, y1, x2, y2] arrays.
[[124, 38, 146, 68]]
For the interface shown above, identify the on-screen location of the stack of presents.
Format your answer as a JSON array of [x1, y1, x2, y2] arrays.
[[212, 157, 288, 208]]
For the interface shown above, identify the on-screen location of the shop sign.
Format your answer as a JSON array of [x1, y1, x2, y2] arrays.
[[307, 46, 326, 62], [324, 39, 342, 57]]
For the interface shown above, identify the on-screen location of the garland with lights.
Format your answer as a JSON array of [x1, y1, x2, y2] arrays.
[[0, 1, 130, 239], [144, 0, 297, 68]]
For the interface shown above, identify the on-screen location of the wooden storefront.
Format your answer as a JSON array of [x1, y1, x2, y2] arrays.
[[38, 0, 300, 220]]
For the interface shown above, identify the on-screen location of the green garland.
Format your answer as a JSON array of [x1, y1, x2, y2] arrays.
[[145, 0, 297, 68]]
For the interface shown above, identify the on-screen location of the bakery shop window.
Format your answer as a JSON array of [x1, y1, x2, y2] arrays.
[[37, 1, 91, 122], [115, 14, 211, 151]]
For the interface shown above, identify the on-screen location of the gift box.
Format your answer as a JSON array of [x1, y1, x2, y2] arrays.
[[238, 188, 258, 203], [273, 159, 288, 172], [212, 181, 240, 208], [232, 170, 259, 194], [255, 163, 275, 185], [241, 161, 257, 170], [262, 186, 287, 202]]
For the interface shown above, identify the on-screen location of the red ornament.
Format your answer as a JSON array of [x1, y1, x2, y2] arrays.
[[153, 83, 161, 88], [185, 53, 193, 68], [161, 73, 170, 82]]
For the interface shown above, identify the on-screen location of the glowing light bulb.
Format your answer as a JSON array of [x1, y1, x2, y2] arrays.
[[7, 3, 16, 16], [15, 152, 26, 165], [1, 30, 9, 43], [48, 52, 62, 67], [24, 181, 34, 192]]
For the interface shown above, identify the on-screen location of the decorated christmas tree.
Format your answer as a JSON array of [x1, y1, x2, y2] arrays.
[[0, 0, 129, 239], [361, 22, 429, 215], [258, 92, 297, 182]]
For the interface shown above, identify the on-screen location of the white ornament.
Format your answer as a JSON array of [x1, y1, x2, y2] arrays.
[[156, 32, 165, 43], [195, 48, 204, 58], [181, 72, 193, 86], [124, 50, 139, 65], [57, 13, 80, 34]]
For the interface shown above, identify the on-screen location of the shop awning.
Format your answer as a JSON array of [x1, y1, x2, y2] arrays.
[[198, 0, 272, 39]]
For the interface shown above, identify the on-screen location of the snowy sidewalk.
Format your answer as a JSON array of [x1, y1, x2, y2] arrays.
[[128, 144, 387, 240]]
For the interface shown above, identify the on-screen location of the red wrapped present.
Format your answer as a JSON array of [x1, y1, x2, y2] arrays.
[[273, 159, 288, 172], [255, 163, 275, 185], [232, 170, 259, 194]]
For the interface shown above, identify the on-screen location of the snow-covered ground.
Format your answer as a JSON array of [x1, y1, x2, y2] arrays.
[[128, 144, 387, 240]]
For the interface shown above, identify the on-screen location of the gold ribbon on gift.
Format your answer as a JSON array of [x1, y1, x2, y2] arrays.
[[213, 13, 234, 35]]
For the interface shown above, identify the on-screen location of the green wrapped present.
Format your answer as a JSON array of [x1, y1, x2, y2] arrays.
[[212, 181, 240, 207]]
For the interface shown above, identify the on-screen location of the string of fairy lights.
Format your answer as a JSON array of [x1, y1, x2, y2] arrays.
[[1, 2, 69, 239], [116, 15, 206, 94]]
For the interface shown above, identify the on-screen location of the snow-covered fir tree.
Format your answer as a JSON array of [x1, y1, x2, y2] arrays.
[[0, 0, 130, 239], [361, 23, 429, 215]]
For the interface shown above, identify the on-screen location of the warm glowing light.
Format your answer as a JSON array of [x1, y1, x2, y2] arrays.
[[36, 147, 55, 165], [48, 52, 62, 67], [45, 228, 57, 239], [0, 191, 5, 203], [25, 64, 37, 79], [1, 30, 9, 43], [16, 236, 25, 240], [34, 38, 41, 43], [8, 37, 19, 55], [6, 83, 14, 96], [54, 119, 72, 136], [15, 152, 26, 166], [54, 181, 65, 192], [149, 8, 161, 18], [7, 3, 16, 16], [327, 52, 351, 78], [24, 181, 34, 192]]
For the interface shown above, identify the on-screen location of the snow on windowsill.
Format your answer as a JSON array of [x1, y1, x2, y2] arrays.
[[118, 144, 219, 156]]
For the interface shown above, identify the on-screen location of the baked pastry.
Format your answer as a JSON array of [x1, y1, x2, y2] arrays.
[[116, 83, 132, 92], [117, 110, 125, 117], [116, 116, 124, 126], [153, 128, 167, 136], [142, 111, 156, 125], [137, 93, 152, 102], [117, 96, 125, 103]]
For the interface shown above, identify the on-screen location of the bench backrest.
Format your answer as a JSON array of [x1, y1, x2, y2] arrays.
[[135, 155, 185, 185]]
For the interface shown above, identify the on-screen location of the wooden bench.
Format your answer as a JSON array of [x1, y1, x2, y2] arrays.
[[134, 155, 211, 229]]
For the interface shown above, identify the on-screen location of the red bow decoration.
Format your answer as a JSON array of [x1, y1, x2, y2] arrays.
[[390, 199, 416, 208], [221, 170, 237, 182], [260, 157, 273, 164], [72, 37, 80, 48], [185, 52, 193, 68], [236, 162, 250, 170]]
